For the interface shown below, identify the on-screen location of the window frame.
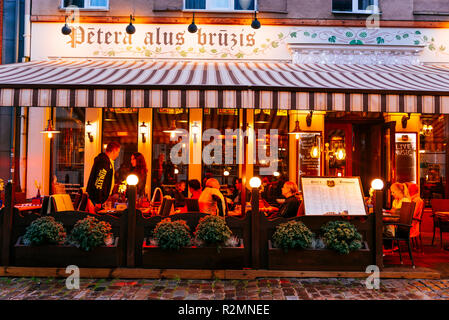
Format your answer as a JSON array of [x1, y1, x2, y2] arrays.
[[183, 0, 257, 13], [332, 0, 380, 14], [60, 0, 109, 10]]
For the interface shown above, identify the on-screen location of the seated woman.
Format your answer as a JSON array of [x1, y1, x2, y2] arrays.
[[384, 182, 411, 251], [129, 152, 148, 198], [405, 182, 425, 241], [267, 181, 301, 219], [198, 178, 227, 216]]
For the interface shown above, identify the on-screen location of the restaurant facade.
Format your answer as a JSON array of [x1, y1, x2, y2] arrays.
[[2, 0, 447, 207], [0, 0, 449, 274]]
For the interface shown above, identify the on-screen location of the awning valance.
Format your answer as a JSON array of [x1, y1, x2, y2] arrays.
[[0, 59, 449, 113]]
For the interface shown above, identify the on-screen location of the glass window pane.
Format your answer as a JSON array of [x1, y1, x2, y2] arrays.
[[358, 0, 374, 11], [208, 0, 231, 9], [53, 108, 85, 197], [89, 0, 108, 7], [332, 0, 352, 11], [202, 109, 239, 187], [185, 0, 206, 9], [63, 0, 85, 8], [151, 109, 189, 196], [102, 108, 138, 187], [419, 115, 447, 200], [234, 0, 255, 10]]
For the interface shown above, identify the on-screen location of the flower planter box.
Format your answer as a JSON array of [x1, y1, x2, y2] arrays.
[[268, 240, 372, 271], [13, 237, 121, 268], [142, 239, 246, 269]]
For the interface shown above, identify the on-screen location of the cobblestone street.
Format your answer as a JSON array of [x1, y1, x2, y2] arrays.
[[0, 277, 448, 300]]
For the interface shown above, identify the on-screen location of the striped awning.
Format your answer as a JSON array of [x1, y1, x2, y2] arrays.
[[0, 59, 449, 113]]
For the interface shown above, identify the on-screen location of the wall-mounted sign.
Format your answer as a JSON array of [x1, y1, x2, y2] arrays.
[[395, 133, 417, 183], [31, 23, 449, 62], [298, 132, 321, 178]]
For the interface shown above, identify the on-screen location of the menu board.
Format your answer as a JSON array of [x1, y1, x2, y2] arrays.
[[395, 133, 417, 183], [299, 133, 321, 177], [301, 177, 367, 216]]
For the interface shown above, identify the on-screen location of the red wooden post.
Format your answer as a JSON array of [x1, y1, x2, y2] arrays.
[[126, 184, 137, 267], [2, 182, 14, 265], [374, 189, 384, 269], [251, 187, 260, 269]]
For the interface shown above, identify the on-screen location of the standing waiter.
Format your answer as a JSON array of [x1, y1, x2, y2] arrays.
[[86, 141, 121, 212]]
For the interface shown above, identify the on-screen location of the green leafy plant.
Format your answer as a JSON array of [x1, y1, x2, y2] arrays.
[[272, 221, 314, 252], [321, 221, 362, 254], [153, 218, 191, 250], [67, 216, 113, 251], [22, 216, 66, 246], [194, 215, 232, 247]]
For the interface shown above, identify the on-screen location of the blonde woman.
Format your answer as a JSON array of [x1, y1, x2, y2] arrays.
[[198, 178, 227, 216], [267, 181, 301, 219], [385, 182, 411, 238]]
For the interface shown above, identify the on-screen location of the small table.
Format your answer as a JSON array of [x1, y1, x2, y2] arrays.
[[14, 203, 42, 213]]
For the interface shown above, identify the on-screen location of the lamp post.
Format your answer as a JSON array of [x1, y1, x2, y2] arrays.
[[288, 120, 302, 186], [249, 176, 261, 269], [126, 174, 139, 267], [371, 178, 384, 269]]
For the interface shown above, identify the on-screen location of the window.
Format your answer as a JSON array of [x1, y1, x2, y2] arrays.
[[332, 0, 378, 13], [151, 109, 189, 195], [62, 0, 109, 9], [52, 108, 85, 194], [102, 108, 138, 185], [202, 109, 239, 187], [185, 0, 255, 11]]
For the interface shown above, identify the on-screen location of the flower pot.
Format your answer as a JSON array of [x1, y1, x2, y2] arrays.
[[268, 240, 372, 271], [13, 236, 121, 267], [141, 239, 246, 269]]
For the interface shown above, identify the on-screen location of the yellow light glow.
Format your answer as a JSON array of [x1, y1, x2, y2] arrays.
[[335, 148, 346, 160], [174, 168, 179, 174], [126, 174, 139, 186], [310, 146, 320, 158], [249, 177, 262, 188], [47, 132, 53, 139], [273, 171, 280, 177], [224, 170, 230, 176], [371, 178, 384, 190]]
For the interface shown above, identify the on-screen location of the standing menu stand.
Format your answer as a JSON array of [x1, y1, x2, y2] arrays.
[[301, 177, 367, 216]]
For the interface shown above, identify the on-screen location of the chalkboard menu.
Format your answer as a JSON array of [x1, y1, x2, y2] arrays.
[[301, 177, 367, 216], [299, 132, 321, 177], [395, 133, 417, 183]]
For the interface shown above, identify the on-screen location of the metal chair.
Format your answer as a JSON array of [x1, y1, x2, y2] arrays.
[[383, 201, 417, 268]]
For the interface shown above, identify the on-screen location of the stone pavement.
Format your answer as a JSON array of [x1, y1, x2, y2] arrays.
[[0, 277, 448, 300]]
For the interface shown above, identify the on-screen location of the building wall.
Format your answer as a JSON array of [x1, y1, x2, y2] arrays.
[[32, 0, 449, 22]]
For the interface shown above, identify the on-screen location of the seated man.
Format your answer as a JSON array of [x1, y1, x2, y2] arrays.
[[267, 181, 301, 219], [172, 181, 186, 208], [198, 178, 227, 216]]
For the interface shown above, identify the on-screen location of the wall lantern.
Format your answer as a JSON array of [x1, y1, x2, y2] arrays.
[[306, 111, 313, 127], [310, 136, 320, 159], [188, 12, 198, 33], [335, 145, 346, 161], [251, 11, 261, 29], [191, 121, 201, 143], [61, 15, 72, 35], [86, 121, 94, 143], [288, 120, 302, 140], [139, 122, 148, 143], [401, 113, 411, 129], [40, 119, 60, 139], [421, 124, 433, 136], [126, 14, 136, 35]]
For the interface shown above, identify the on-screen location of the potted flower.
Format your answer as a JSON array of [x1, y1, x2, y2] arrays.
[[268, 219, 370, 271], [14, 216, 121, 267], [142, 216, 245, 269]]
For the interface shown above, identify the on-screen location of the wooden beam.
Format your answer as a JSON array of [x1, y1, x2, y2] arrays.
[[1, 183, 14, 265], [0, 267, 440, 279]]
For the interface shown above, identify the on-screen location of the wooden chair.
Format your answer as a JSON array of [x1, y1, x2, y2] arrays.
[[430, 199, 449, 246], [383, 201, 416, 268], [410, 203, 425, 252]]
